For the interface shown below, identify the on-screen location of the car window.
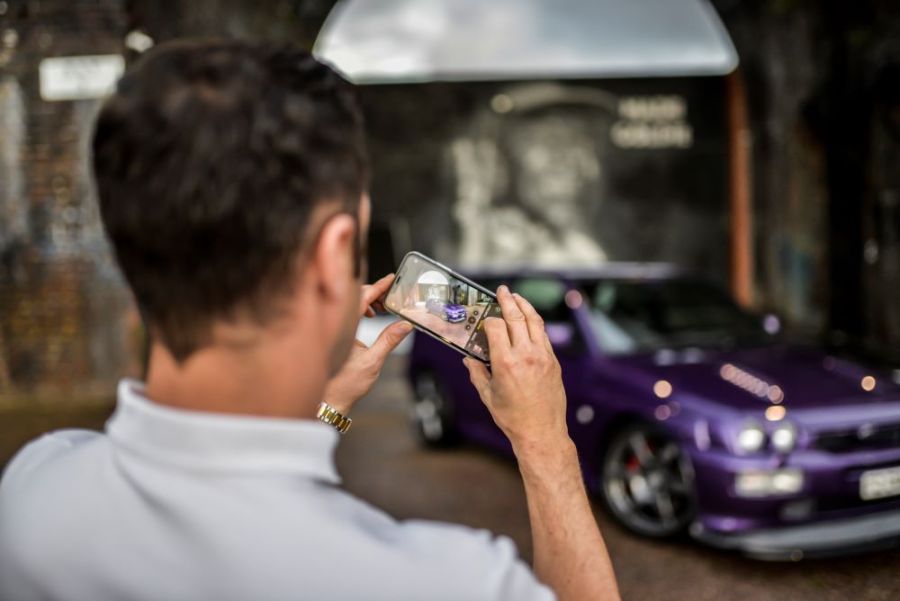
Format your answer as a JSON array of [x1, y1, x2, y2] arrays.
[[584, 278, 770, 355]]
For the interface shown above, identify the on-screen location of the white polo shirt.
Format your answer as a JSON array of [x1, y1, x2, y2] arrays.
[[0, 380, 554, 601]]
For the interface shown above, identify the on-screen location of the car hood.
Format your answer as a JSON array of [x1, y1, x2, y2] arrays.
[[610, 344, 900, 415]]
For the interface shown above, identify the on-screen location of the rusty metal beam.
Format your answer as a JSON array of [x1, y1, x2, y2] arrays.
[[726, 70, 754, 307]]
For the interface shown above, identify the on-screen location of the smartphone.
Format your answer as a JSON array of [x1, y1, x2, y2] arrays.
[[384, 252, 501, 363]]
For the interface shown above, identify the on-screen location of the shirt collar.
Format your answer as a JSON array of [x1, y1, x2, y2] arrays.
[[106, 379, 341, 483]]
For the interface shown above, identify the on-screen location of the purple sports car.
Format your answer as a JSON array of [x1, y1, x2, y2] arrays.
[[426, 298, 467, 323], [408, 265, 900, 559]]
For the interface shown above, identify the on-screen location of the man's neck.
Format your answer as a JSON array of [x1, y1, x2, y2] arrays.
[[144, 333, 325, 420]]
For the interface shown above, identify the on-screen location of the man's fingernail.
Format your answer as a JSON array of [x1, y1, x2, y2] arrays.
[[499, 285, 508, 294], [399, 321, 413, 332]]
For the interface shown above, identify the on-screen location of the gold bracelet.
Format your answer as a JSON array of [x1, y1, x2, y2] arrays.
[[316, 402, 352, 434]]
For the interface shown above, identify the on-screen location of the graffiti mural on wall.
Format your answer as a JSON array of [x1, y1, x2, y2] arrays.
[[362, 78, 730, 279], [447, 83, 614, 267]]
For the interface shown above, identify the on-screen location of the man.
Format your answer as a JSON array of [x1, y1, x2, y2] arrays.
[[0, 40, 619, 601]]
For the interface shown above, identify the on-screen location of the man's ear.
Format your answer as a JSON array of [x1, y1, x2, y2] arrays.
[[312, 213, 357, 302]]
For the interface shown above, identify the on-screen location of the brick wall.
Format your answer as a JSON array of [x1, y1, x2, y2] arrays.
[[0, 0, 140, 404], [0, 1, 330, 404]]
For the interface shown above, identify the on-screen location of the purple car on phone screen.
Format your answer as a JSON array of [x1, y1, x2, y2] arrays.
[[408, 264, 900, 559], [425, 298, 467, 323]]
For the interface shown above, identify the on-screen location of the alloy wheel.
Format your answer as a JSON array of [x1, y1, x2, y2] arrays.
[[601, 423, 696, 538]]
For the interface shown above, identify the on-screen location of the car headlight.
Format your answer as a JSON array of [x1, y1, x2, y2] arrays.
[[770, 422, 797, 453], [736, 421, 766, 454]]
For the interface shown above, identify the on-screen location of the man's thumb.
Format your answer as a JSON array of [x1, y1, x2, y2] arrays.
[[369, 321, 413, 362]]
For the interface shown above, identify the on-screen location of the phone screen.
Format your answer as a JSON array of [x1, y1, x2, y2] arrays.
[[384, 253, 501, 362]]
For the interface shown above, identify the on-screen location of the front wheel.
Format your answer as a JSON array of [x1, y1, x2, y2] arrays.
[[411, 373, 457, 448], [600, 422, 697, 538]]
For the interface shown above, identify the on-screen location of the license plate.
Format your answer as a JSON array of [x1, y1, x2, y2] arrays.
[[860, 466, 900, 501]]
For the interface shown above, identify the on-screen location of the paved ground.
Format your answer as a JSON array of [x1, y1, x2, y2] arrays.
[[3, 357, 900, 600]]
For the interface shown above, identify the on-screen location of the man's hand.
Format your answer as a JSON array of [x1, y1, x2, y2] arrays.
[[323, 274, 413, 414], [464, 285, 621, 601], [463, 285, 568, 452]]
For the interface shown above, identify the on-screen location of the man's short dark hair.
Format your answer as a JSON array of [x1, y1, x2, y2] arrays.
[[93, 39, 368, 361]]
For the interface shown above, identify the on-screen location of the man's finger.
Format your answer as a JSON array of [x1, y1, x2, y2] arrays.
[[495, 285, 529, 345], [367, 320, 413, 365], [463, 357, 492, 405], [512, 293, 545, 343], [365, 273, 395, 300], [360, 273, 395, 315], [483, 316, 511, 358], [542, 331, 555, 354]]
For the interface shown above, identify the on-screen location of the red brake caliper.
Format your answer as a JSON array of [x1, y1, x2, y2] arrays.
[[626, 455, 640, 472]]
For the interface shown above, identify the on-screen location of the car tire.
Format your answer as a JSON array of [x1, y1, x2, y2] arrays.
[[412, 372, 458, 448], [599, 422, 697, 538]]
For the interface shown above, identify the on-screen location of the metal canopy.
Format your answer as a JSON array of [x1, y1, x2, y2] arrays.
[[314, 0, 738, 84]]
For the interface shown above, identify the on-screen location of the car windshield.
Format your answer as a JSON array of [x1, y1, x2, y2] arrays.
[[583, 278, 770, 355]]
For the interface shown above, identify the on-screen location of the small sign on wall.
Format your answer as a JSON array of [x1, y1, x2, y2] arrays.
[[610, 95, 693, 149], [39, 55, 125, 102]]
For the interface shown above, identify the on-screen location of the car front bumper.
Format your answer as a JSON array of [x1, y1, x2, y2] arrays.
[[686, 444, 900, 559], [691, 506, 900, 560]]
